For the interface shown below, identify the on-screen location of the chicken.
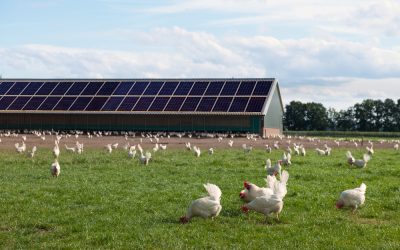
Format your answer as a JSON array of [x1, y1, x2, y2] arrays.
[[239, 178, 274, 203], [53, 142, 60, 158], [265, 145, 272, 153], [193, 146, 201, 157], [50, 160, 60, 177], [208, 148, 214, 155], [241, 171, 289, 221], [242, 144, 252, 153], [300, 146, 306, 156], [65, 144, 76, 153], [353, 154, 371, 168], [228, 140, 234, 147], [28, 146, 37, 158], [394, 144, 399, 150], [346, 151, 355, 165], [105, 144, 112, 154], [128, 147, 136, 159], [112, 143, 119, 149], [139, 151, 152, 165], [265, 159, 282, 176], [153, 143, 159, 152], [159, 144, 167, 150], [366, 143, 374, 155], [316, 148, 326, 155], [185, 142, 192, 151], [180, 183, 222, 224], [15, 142, 26, 153], [336, 183, 366, 212], [281, 152, 291, 166]]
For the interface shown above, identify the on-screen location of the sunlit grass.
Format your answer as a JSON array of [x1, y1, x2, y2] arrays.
[[0, 147, 399, 249]]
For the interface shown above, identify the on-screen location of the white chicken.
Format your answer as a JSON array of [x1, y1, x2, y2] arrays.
[[193, 146, 201, 157], [300, 146, 306, 156], [180, 183, 222, 224], [53, 142, 60, 159], [228, 140, 234, 147], [281, 152, 291, 166], [316, 148, 326, 155], [394, 144, 399, 150], [159, 144, 167, 150], [105, 144, 112, 154], [336, 183, 366, 212], [353, 154, 371, 168], [28, 146, 37, 158], [208, 148, 214, 155], [239, 179, 274, 203], [346, 151, 355, 165], [265, 159, 282, 176], [265, 145, 272, 153], [241, 171, 289, 221], [153, 143, 159, 152], [139, 151, 152, 165], [128, 147, 136, 159], [112, 143, 119, 149], [242, 144, 252, 153], [50, 160, 60, 177], [185, 142, 192, 151], [15, 142, 26, 153], [65, 144, 76, 153], [366, 143, 374, 155]]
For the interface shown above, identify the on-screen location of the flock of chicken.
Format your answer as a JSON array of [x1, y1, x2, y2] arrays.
[[3, 130, 400, 224]]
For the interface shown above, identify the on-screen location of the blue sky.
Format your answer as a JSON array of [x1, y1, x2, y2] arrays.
[[1, 0, 399, 109]]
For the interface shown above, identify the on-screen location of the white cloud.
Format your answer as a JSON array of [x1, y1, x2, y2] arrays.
[[1, 27, 399, 109], [281, 78, 400, 110]]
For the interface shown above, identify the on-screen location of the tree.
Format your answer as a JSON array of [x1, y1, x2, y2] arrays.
[[283, 101, 307, 131], [304, 102, 329, 130]]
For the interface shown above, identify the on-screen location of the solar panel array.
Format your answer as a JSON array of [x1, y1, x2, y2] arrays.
[[0, 79, 274, 113]]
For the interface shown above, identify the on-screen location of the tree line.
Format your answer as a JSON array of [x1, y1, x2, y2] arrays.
[[283, 99, 400, 132]]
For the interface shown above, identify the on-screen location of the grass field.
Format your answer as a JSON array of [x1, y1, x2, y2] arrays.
[[0, 147, 399, 249]]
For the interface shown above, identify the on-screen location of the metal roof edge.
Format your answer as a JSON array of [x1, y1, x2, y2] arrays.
[[261, 79, 284, 115], [0, 78, 276, 81]]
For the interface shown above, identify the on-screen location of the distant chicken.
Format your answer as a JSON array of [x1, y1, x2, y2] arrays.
[[366, 143, 374, 155], [53, 142, 60, 158], [112, 143, 119, 149], [242, 144, 252, 153], [316, 148, 326, 155], [265, 159, 282, 176], [128, 146, 136, 159], [159, 144, 167, 150], [139, 151, 152, 165], [180, 183, 222, 224], [336, 183, 366, 212], [228, 140, 234, 147], [50, 160, 60, 177], [65, 144, 76, 153], [28, 146, 37, 158], [281, 152, 291, 166], [15, 142, 26, 153], [241, 171, 289, 221], [185, 142, 192, 151], [346, 151, 355, 165], [208, 148, 214, 155], [395, 144, 399, 150], [193, 146, 201, 157], [300, 146, 306, 156], [265, 145, 272, 153], [105, 144, 112, 154]]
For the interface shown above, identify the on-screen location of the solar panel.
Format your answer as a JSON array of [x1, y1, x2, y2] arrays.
[[159, 82, 178, 95], [54, 97, 76, 110], [189, 82, 208, 96], [7, 82, 27, 95], [236, 81, 255, 95], [66, 82, 88, 95], [246, 97, 266, 112], [102, 97, 124, 111], [69, 97, 92, 111], [51, 82, 71, 95], [180, 97, 201, 111], [0, 96, 16, 109], [133, 97, 154, 111], [220, 81, 239, 95], [128, 82, 148, 95], [97, 81, 119, 95], [0, 79, 273, 113], [38, 97, 60, 110], [212, 97, 233, 112], [118, 97, 138, 111], [174, 82, 193, 95], [229, 97, 249, 112], [85, 97, 108, 111], [81, 82, 103, 95], [204, 81, 224, 95], [165, 97, 185, 111], [143, 81, 163, 95], [0, 82, 14, 95], [196, 97, 217, 112], [253, 80, 272, 96], [149, 97, 170, 111], [114, 82, 134, 95], [21, 82, 43, 95], [23, 96, 46, 110]]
